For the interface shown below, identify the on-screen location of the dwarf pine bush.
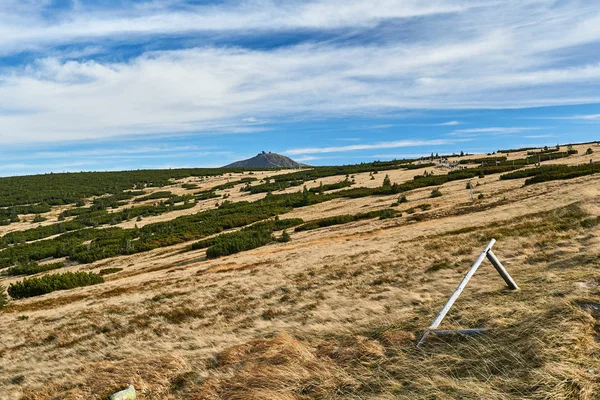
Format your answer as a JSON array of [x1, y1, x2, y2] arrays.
[[430, 188, 442, 198], [7, 261, 65, 276], [0, 285, 8, 310], [7, 271, 104, 299]]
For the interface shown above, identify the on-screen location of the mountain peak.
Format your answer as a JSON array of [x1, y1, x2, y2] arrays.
[[224, 152, 305, 168]]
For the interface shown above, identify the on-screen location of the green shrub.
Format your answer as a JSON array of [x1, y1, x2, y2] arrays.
[[308, 179, 353, 193], [586, 148, 594, 155], [581, 217, 600, 229], [279, 230, 291, 242], [430, 188, 442, 198], [0, 285, 8, 310], [7, 261, 65, 276], [133, 191, 173, 202], [478, 193, 485, 200], [500, 163, 600, 185], [294, 209, 400, 232], [382, 174, 392, 187], [7, 271, 104, 299], [418, 204, 432, 211], [32, 214, 47, 223], [196, 218, 303, 257], [99, 267, 123, 276], [206, 229, 274, 259]]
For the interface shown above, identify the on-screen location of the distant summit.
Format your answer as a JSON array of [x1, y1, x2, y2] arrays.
[[224, 151, 305, 168]]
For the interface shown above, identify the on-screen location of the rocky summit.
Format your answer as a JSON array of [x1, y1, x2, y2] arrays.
[[224, 151, 304, 168]]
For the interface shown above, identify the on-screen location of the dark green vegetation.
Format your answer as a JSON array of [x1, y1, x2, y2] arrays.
[[0, 163, 528, 268], [294, 209, 399, 232], [213, 177, 257, 191], [31, 214, 47, 223], [6, 261, 65, 276], [0, 203, 52, 226], [0, 285, 7, 309], [195, 190, 220, 200], [99, 267, 123, 276], [192, 218, 303, 258], [0, 200, 196, 250], [405, 204, 432, 214], [391, 195, 408, 206], [0, 168, 259, 208], [7, 271, 104, 299], [475, 151, 571, 167], [0, 199, 294, 267], [308, 179, 353, 193], [458, 156, 507, 165], [500, 163, 600, 185], [243, 160, 435, 194], [133, 191, 174, 202], [430, 188, 442, 198]]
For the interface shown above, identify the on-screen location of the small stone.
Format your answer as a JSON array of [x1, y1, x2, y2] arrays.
[[110, 385, 136, 400]]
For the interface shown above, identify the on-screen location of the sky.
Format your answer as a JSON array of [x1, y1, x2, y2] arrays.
[[1, 0, 600, 176]]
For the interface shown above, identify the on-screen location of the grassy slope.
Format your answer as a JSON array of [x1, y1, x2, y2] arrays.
[[1, 143, 599, 399]]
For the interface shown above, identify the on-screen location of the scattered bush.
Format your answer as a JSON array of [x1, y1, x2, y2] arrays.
[[586, 148, 594, 155], [500, 163, 600, 185], [7, 271, 104, 299], [391, 194, 408, 206], [133, 191, 174, 202], [309, 179, 353, 193], [0, 285, 8, 310], [32, 214, 47, 223], [196, 218, 303, 258], [478, 193, 485, 200], [430, 188, 442, 198], [382, 174, 392, 187], [6, 261, 65, 276], [294, 209, 400, 232], [99, 267, 123, 276], [279, 230, 291, 243], [206, 229, 275, 259]]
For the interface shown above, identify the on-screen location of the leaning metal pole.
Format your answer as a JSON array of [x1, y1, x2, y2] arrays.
[[417, 239, 518, 347]]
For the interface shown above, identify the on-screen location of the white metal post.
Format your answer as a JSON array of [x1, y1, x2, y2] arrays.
[[417, 239, 518, 347]]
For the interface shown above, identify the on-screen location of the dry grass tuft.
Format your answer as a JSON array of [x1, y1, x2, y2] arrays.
[[175, 332, 360, 400], [20, 355, 184, 400]]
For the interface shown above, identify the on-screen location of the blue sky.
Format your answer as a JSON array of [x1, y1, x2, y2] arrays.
[[1, 0, 600, 176]]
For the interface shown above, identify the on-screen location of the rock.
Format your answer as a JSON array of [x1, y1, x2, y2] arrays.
[[110, 385, 136, 400]]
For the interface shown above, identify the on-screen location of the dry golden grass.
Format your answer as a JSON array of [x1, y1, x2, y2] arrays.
[[1, 148, 600, 399]]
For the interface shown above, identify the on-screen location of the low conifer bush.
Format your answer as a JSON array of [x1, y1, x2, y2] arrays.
[[8, 271, 104, 299]]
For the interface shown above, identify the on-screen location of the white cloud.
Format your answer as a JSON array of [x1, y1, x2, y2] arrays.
[[285, 139, 453, 155], [546, 114, 600, 121], [0, 1, 476, 53], [524, 134, 556, 139], [1, 1, 600, 144], [451, 127, 542, 135]]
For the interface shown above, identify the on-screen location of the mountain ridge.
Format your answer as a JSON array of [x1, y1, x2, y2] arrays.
[[224, 151, 306, 168]]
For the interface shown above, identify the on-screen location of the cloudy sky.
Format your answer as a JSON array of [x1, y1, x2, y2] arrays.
[[1, 0, 600, 175]]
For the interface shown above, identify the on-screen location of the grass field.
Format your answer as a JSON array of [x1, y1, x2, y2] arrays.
[[1, 143, 599, 399]]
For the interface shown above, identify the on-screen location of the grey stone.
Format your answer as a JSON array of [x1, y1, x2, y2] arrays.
[[110, 385, 136, 400]]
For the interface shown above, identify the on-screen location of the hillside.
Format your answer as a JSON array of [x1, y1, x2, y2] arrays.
[[224, 151, 304, 168], [0, 143, 599, 399]]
